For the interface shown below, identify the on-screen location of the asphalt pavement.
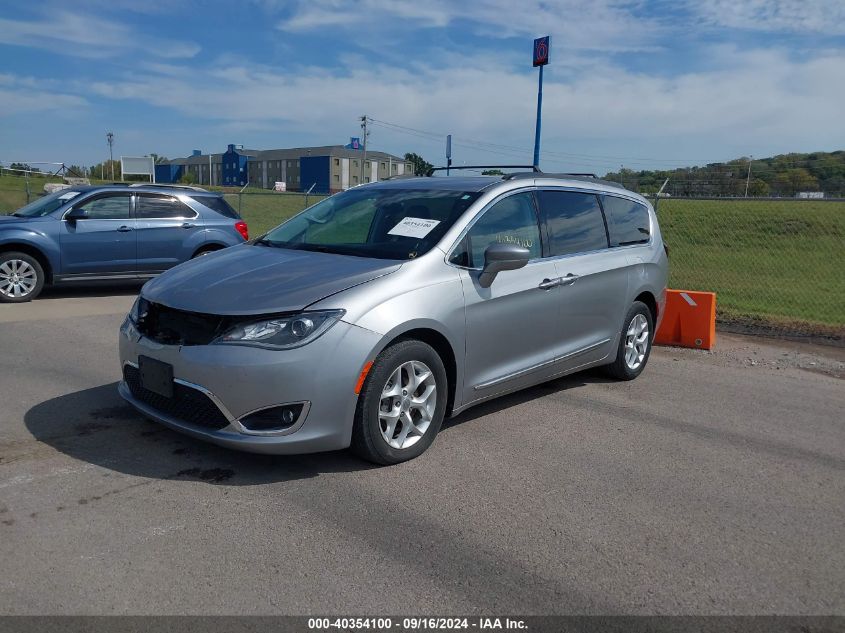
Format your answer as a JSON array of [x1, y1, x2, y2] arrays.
[[0, 288, 843, 615]]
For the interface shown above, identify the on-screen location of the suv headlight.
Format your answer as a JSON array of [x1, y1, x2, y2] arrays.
[[128, 295, 148, 324], [212, 310, 345, 350]]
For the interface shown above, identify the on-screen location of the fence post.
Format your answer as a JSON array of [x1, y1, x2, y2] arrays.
[[25, 170, 31, 204]]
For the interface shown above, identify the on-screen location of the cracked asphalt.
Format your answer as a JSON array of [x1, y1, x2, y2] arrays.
[[1, 286, 843, 615]]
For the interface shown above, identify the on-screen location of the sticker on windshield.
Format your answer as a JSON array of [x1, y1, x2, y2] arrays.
[[58, 191, 81, 201], [387, 217, 441, 238]]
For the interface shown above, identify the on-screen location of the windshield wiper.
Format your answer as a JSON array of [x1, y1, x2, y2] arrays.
[[253, 237, 278, 247]]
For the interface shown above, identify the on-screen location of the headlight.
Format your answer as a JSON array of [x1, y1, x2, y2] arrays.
[[128, 295, 148, 324], [212, 310, 345, 349]]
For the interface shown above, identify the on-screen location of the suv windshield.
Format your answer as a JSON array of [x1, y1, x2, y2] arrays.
[[11, 189, 84, 218], [259, 188, 482, 260]]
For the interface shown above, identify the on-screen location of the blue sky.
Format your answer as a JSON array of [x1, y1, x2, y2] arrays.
[[1, 0, 843, 175]]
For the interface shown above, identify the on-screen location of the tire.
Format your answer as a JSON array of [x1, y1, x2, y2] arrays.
[[192, 246, 221, 259], [604, 301, 654, 381], [351, 339, 448, 465], [0, 251, 45, 303]]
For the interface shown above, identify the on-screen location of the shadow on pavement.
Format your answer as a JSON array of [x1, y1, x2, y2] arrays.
[[24, 370, 611, 485]]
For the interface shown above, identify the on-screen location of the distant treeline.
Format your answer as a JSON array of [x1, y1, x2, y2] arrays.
[[603, 151, 845, 197]]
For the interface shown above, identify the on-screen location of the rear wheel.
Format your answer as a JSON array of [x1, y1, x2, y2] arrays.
[[604, 301, 653, 380], [351, 339, 448, 465], [192, 245, 222, 258], [0, 252, 45, 303]]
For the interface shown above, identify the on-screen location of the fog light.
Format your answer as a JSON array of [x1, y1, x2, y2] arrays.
[[240, 403, 306, 432]]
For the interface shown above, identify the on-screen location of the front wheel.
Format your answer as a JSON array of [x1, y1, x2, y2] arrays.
[[604, 301, 654, 380], [0, 252, 45, 303], [351, 339, 448, 465]]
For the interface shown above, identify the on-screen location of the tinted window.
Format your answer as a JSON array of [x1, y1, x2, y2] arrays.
[[190, 195, 239, 218], [75, 194, 131, 220], [602, 195, 650, 246], [453, 192, 541, 268], [136, 195, 196, 219], [536, 191, 608, 256]]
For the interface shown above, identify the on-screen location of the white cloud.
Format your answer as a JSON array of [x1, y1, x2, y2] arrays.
[[0, 75, 88, 116], [82, 46, 845, 169], [0, 10, 200, 59], [277, 0, 662, 52], [690, 0, 845, 35]]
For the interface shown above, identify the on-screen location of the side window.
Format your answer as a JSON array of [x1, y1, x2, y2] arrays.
[[602, 195, 651, 246], [536, 191, 608, 256], [457, 192, 541, 268], [136, 195, 196, 219], [74, 194, 131, 220]]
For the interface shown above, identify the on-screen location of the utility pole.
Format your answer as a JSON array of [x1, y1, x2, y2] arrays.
[[446, 134, 452, 176], [360, 115, 369, 184], [744, 155, 753, 198], [106, 131, 115, 181]]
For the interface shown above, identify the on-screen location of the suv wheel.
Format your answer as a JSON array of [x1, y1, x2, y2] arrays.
[[604, 301, 654, 380], [0, 252, 45, 303], [351, 339, 448, 465]]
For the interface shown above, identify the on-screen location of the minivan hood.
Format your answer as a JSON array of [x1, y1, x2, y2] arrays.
[[141, 244, 402, 315]]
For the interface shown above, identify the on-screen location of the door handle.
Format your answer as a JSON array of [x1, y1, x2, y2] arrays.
[[117, 225, 133, 232], [559, 274, 579, 286], [181, 222, 196, 229], [538, 278, 561, 290]]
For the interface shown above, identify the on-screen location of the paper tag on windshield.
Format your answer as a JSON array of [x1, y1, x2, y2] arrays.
[[58, 191, 81, 201], [387, 217, 440, 238]]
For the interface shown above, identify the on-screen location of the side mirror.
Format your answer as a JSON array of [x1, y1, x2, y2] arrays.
[[65, 207, 88, 222], [478, 243, 530, 288]]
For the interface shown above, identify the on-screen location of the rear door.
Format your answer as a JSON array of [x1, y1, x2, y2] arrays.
[[535, 189, 629, 370], [134, 193, 203, 272], [59, 192, 136, 275]]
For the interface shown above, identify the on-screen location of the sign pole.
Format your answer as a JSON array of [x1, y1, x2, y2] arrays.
[[532, 36, 550, 171], [533, 64, 543, 169]]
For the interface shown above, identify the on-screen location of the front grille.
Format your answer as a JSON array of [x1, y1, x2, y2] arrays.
[[123, 365, 230, 430], [136, 300, 229, 346]]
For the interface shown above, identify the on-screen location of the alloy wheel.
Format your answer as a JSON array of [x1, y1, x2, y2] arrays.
[[378, 360, 437, 450], [624, 313, 650, 370], [0, 259, 37, 299]]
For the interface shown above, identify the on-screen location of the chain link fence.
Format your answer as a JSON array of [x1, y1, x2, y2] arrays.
[[648, 196, 844, 344], [222, 191, 327, 237]]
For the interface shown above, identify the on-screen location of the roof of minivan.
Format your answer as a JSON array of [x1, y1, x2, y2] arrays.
[[365, 174, 631, 194]]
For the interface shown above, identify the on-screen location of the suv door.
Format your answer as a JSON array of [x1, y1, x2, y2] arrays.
[[134, 193, 203, 272], [535, 189, 629, 370], [450, 191, 562, 403], [59, 192, 136, 275]]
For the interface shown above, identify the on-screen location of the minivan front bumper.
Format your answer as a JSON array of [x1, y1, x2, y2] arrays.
[[118, 316, 382, 454]]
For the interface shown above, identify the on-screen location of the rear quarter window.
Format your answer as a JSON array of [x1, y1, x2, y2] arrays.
[[602, 195, 651, 246], [191, 195, 240, 219]]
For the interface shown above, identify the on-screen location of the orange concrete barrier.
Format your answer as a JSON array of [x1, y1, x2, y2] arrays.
[[654, 289, 716, 350]]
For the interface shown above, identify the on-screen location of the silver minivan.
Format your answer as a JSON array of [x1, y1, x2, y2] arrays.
[[119, 172, 667, 464]]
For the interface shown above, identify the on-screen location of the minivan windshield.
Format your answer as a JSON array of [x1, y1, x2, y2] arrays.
[[258, 188, 482, 260], [11, 189, 83, 218]]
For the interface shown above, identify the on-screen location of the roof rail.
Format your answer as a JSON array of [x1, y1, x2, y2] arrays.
[[503, 172, 627, 190], [127, 183, 208, 192], [427, 165, 540, 176], [381, 174, 420, 181]]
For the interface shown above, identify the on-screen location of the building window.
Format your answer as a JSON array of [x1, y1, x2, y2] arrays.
[[334, 174, 340, 182], [353, 160, 358, 168], [392, 164, 398, 173], [353, 176, 358, 184], [380, 162, 386, 169], [334, 158, 340, 166]]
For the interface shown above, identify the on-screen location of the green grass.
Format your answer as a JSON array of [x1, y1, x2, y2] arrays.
[[223, 192, 326, 236], [655, 199, 845, 328]]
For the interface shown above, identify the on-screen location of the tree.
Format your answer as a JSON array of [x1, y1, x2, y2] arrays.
[[150, 153, 169, 164], [481, 169, 504, 175], [179, 171, 197, 184], [404, 152, 433, 176]]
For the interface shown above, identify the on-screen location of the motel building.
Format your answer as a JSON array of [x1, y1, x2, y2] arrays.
[[156, 144, 414, 194]]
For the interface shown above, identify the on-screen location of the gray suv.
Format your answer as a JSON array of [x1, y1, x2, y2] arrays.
[[119, 172, 667, 464]]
